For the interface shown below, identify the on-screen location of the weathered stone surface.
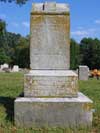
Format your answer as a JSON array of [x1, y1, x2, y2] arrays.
[[30, 3, 70, 70], [79, 66, 89, 81], [31, 3, 70, 13], [15, 92, 93, 128], [24, 70, 78, 97], [14, 2, 93, 128]]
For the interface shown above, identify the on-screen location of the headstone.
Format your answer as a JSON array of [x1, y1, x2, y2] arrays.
[[0, 63, 10, 72], [79, 65, 89, 80], [1, 63, 9, 70], [12, 65, 19, 72], [15, 2, 93, 128]]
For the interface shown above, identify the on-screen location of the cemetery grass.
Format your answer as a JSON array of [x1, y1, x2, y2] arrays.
[[0, 73, 99, 132]]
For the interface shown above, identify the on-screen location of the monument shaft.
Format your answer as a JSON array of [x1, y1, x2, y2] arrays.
[[30, 4, 70, 70]]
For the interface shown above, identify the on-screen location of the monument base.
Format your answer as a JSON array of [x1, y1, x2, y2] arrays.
[[24, 70, 78, 97], [14, 92, 93, 128]]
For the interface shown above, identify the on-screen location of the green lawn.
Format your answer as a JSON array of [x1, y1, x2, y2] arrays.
[[0, 72, 100, 132]]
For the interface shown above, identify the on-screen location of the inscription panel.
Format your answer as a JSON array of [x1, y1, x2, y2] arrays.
[[30, 14, 70, 69], [24, 74, 78, 97]]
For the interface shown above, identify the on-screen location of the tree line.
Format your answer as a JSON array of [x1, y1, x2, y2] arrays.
[[0, 20, 30, 68], [70, 38, 100, 69], [0, 0, 28, 5], [0, 20, 100, 69]]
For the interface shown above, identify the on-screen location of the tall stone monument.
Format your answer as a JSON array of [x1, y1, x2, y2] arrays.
[[15, 2, 93, 127]]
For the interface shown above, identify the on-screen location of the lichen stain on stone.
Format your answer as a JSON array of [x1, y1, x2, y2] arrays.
[[61, 84, 66, 89], [82, 103, 93, 111], [31, 15, 44, 25], [30, 13, 70, 69]]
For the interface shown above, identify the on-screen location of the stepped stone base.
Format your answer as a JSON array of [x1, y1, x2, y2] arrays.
[[14, 92, 93, 128], [24, 70, 78, 97]]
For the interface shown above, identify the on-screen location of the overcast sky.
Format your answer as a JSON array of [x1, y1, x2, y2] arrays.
[[0, 0, 100, 42]]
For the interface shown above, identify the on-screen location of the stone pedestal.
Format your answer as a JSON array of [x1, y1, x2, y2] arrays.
[[14, 2, 93, 128], [24, 70, 78, 97], [15, 69, 93, 127], [15, 93, 92, 128]]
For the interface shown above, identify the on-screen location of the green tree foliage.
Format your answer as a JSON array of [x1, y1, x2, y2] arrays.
[[80, 38, 100, 69], [0, 20, 11, 64], [0, 0, 28, 5], [0, 20, 30, 68], [0, 48, 11, 64], [70, 37, 100, 69], [5, 32, 21, 65], [0, 20, 6, 35], [15, 36, 30, 68], [70, 39, 80, 69]]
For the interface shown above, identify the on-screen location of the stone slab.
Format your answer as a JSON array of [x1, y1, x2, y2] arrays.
[[15, 92, 93, 128], [79, 66, 89, 81], [24, 70, 78, 97], [30, 4, 70, 70]]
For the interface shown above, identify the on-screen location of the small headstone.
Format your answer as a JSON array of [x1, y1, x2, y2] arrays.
[[12, 65, 19, 72], [79, 65, 89, 80], [1, 63, 9, 70]]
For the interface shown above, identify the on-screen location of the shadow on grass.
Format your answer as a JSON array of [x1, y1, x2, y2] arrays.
[[0, 97, 15, 123], [0, 93, 24, 124]]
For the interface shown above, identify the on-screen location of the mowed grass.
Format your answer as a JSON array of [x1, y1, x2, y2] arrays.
[[0, 72, 100, 132], [79, 78, 100, 132]]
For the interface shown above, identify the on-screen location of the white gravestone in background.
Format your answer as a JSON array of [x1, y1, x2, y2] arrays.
[[1, 63, 9, 70], [12, 65, 19, 72], [79, 65, 89, 80]]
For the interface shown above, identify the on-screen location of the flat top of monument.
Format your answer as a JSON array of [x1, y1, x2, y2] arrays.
[[31, 2, 69, 14], [27, 70, 77, 77]]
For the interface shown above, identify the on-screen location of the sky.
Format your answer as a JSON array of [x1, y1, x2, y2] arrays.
[[0, 0, 100, 42]]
